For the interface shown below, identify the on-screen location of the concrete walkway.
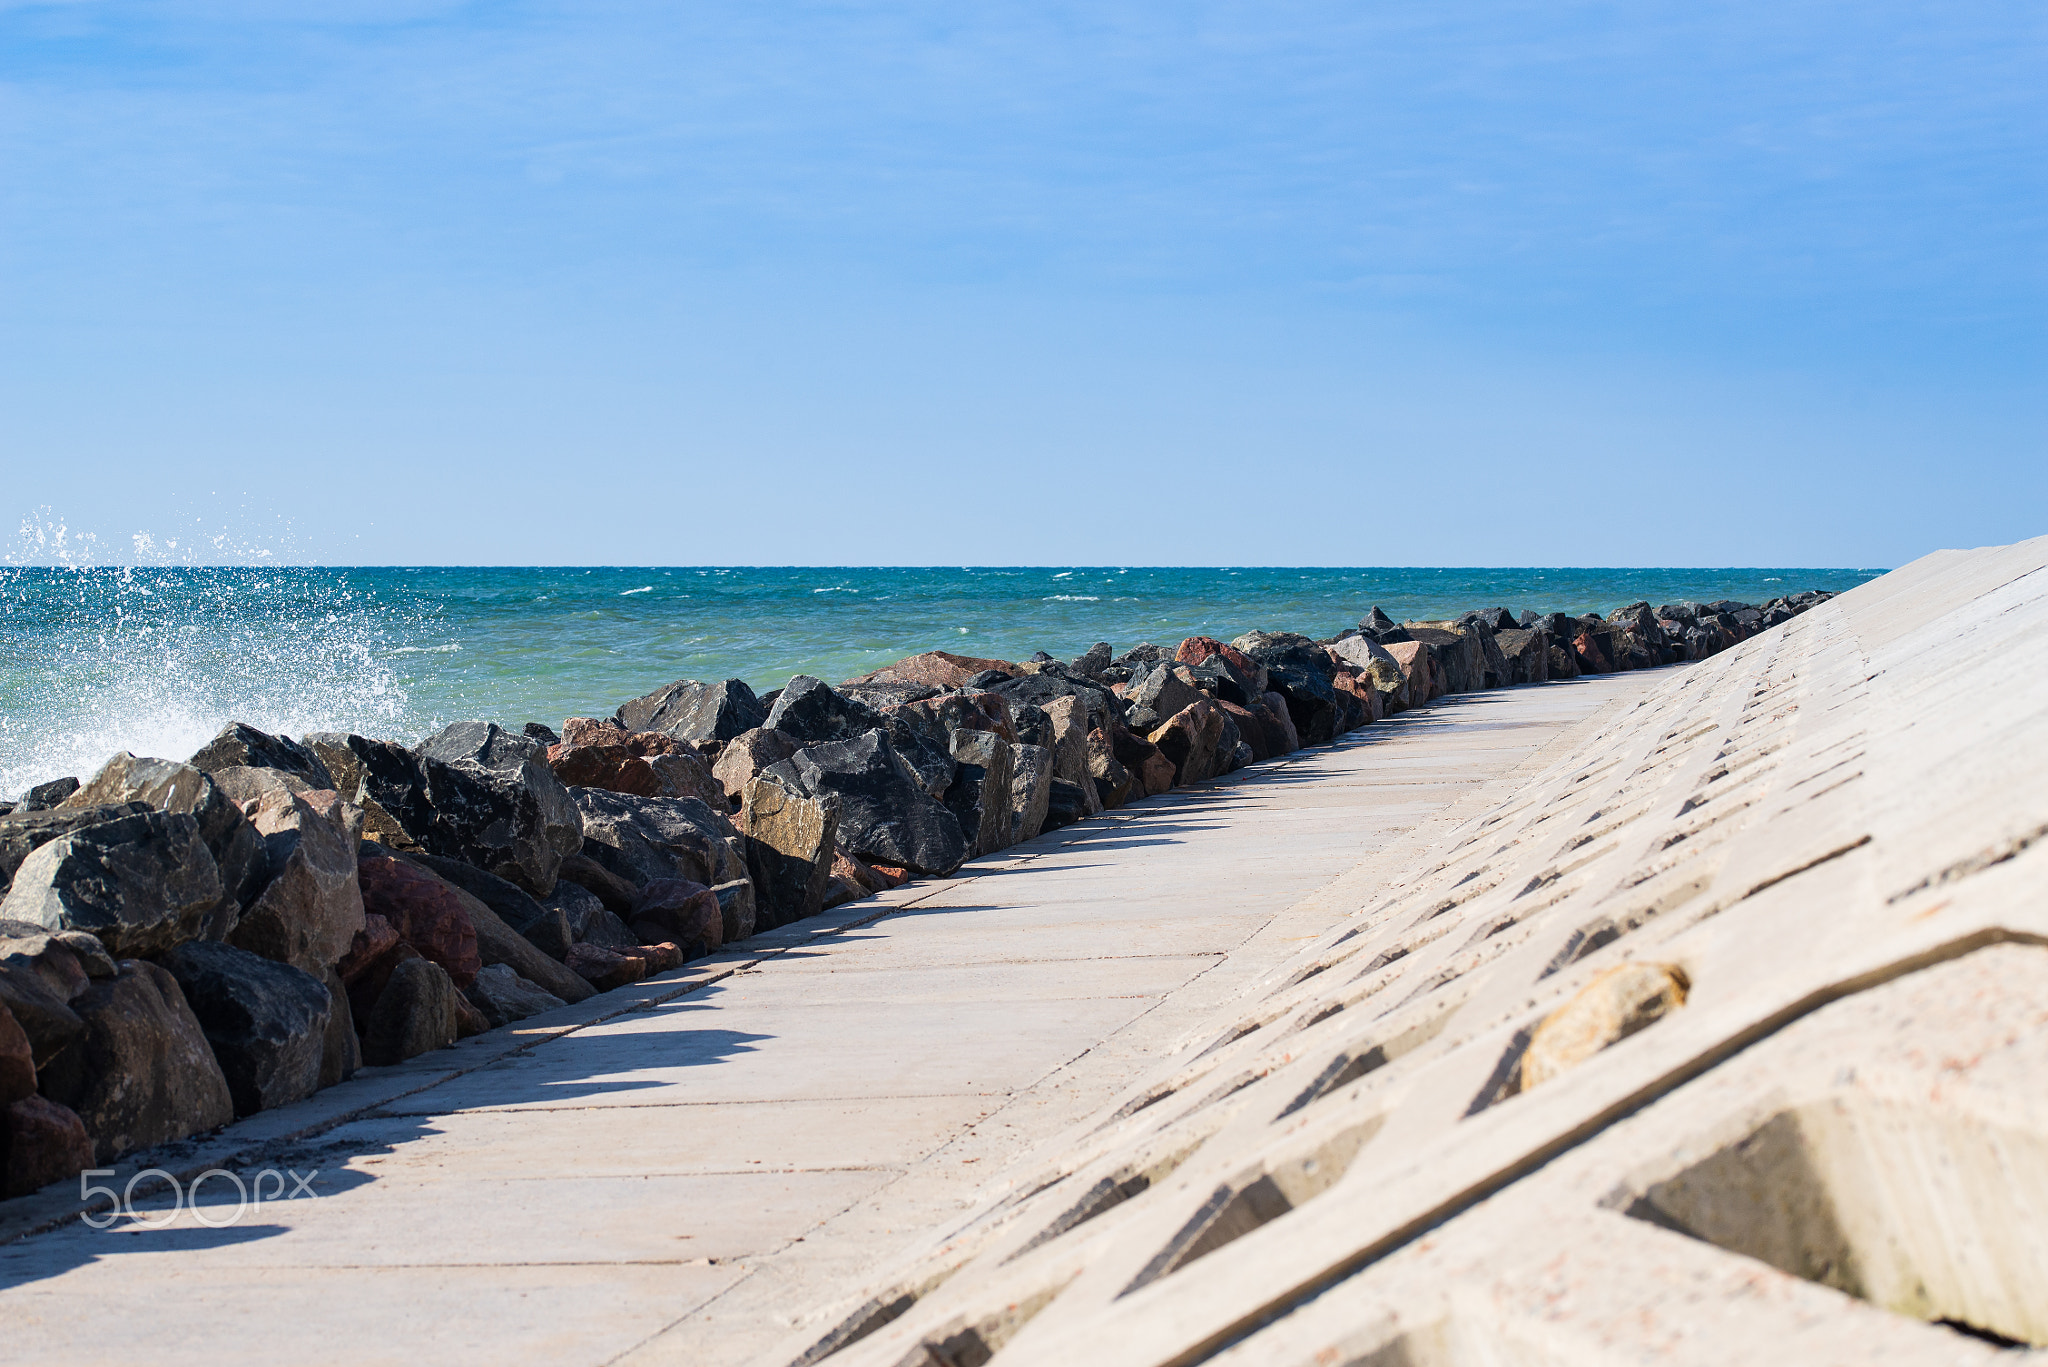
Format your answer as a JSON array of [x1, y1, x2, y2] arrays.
[[0, 669, 1670, 1366]]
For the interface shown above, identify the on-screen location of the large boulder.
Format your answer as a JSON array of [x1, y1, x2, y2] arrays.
[[628, 879, 722, 954], [62, 754, 268, 937], [1493, 628, 1552, 685], [1042, 779, 1092, 831], [0, 804, 148, 900], [355, 853, 481, 988], [1175, 637, 1268, 702], [1042, 697, 1101, 815], [359, 955, 460, 1066], [1086, 727, 1134, 809], [1325, 635, 1410, 712], [546, 719, 725, 807], [209, 768, 365, 974], [571, 790, 748, 892], [770, 731, 969, 877], [463, 963, 566, 1029], [37, 959, 234, 1164], [712, 728, 801, 807], [741, 779, 837, 929], [0, 810, 224, 957], [842, 651, 1020, 692], [413, 722, 583, 896], [1010, 743, 1055, 843], [302, 732, 429, 851], [0, 924, 112, 1069], [394, 855, 594, 1004], [946, 730, 1016, 857], [1398, 625, 1485, 694], [762, 676, 888, 745], [16, 778, 80, 812], [2, 1095, 94, 1198], [1218, 701, 1271, 763], [1231, 632, 1342, 747], [159, 941, 332, 1117], [615, 678, 768, 745], [1384, 641, 1443, 703], [989, 667, 1119, 733], [189, 723, 335, 790], [1148, 698, 1229, 786], [1121, 663, 1205, 734]]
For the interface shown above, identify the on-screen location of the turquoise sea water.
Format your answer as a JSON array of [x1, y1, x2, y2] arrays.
[[0, 564, 1884, 798]]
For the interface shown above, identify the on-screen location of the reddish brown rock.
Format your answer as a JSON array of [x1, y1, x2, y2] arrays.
[[565, 942, 648, 991], [1331, 668, 1383, 728], [356, 855, 481, 989], [638, 942, 683, 973], [1218, 701, 1271, 763], [0, 1002, 34, 1104], [868, 863, 911, 886], [843, 651, 1020, 692], [1384, 642, 1444, 704], [1260, 691, 1303, 752], [337, 912, 400, 984], [452, 992, 490, 1039], [547, 719, 724, 807], [1174, 637, 1267, 694], [1573, 629, 1613, 674], [1135, 749, 1177, 796], [3, 1095, 94, 1197], [555, 852, 638, 914], [629, 878, 722, 952]]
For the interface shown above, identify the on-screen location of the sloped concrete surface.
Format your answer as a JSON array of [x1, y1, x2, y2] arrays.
[[800, 535, 2048, 1367], [0, 648, 1661, 1364]]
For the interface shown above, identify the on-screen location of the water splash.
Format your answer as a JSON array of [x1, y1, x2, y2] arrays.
[[0, 514, 434, 798]]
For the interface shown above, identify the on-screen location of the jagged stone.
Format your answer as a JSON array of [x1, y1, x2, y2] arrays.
[[1122, 662, 1205, 734], [0, 804, 148, 900], [317, 965, 358, 1087], [564, 942, 649, 991], [742, 778, 837, 929], [360, 955, 460, 1066], [1010, 743, 1055, 843], [189, 722, 335, 790], [771, 731, 969, 877], [463, 963, 566, 1028], [1148, 697, 1229, 786], [17, 777, 79, 812], [303, 732, 427, 851], [762, 676, 888, 746], [0, 809, 224, 957], [843, 651, 1020, 692], [37, 959, 234, 1163], [629, 878, 722, 953], [1493, 628, 1552, 685], [159, 941, 332, 1117], [547, 719, 725, 807], [616, 677, 768, 745], [64, 754, 269, 939], [356, 852, 481, 988], [946, 730, 1016, 856], [1232, 631, 1343, 746], [713, 728, 802, 807], [1086, 727, 1135, 809], [413, 722, 583, 896], [2, 1094, 94, 1198], [208, 768, 364, 973], [571, 789, 748, 893]]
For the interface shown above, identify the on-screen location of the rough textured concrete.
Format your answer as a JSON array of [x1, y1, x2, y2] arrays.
[[799, 535, 2048, 1367], [0, 643, 1660, 1364]]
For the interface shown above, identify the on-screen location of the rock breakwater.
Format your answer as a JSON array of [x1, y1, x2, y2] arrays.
[[0, 590, 1830, 1203]]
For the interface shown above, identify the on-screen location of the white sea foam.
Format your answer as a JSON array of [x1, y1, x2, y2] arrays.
[[1043, 595, 1101, 601], [621, 586, 653, 595], [1, 515, 425, 799], [389, 643, 462, 654]]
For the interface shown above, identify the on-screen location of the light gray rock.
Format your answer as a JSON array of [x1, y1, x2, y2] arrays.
[[360, 955, 460, 1066], [211, 768, 365, 974], [1010, 742, 1055, 843], [63, 753, 268, 938]]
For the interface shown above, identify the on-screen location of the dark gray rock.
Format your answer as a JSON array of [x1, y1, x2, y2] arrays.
[[210, 768, 363, 973], [1359, 607, 1412, 645], [989, 668, 1120, 732], [945, 730, 1016, 857], [763, 676, 888, 745], [64, 754, 268, 940], [463, 963, 565, 1028], [360, 954, 459, 1066], [1494, 628, 1553, 685], [838, 679, 943, 711], [159, 941, 332, 1117], [773, 731, 969, 877], [190, 723, 335, 790], [0, 803, 149, 899], [1042, 779, 1090, 832], [37, 959, 234, 1164], [19, 778, 79, 812], [1122, 663, 1204, 734], [303, 732, 432, 851], [522, 722, 561, 746], [710, 879, 755, 943], [413, 721, 583, 896], [0, 810, 224, 957], [616, 677, 767, 745], [1009, 704, 1055, 749], [1231, 631, 1342, 746], [317, 966, 358, 1087], [571, 789, 748, 892], [0, 948, 86, 1070], [1069, 642, 1113, 679]]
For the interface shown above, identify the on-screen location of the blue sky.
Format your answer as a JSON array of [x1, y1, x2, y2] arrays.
[[3, 1, 2042, 566]]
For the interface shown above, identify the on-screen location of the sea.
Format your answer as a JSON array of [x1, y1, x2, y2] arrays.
[[0, 564, 1886, 800]]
